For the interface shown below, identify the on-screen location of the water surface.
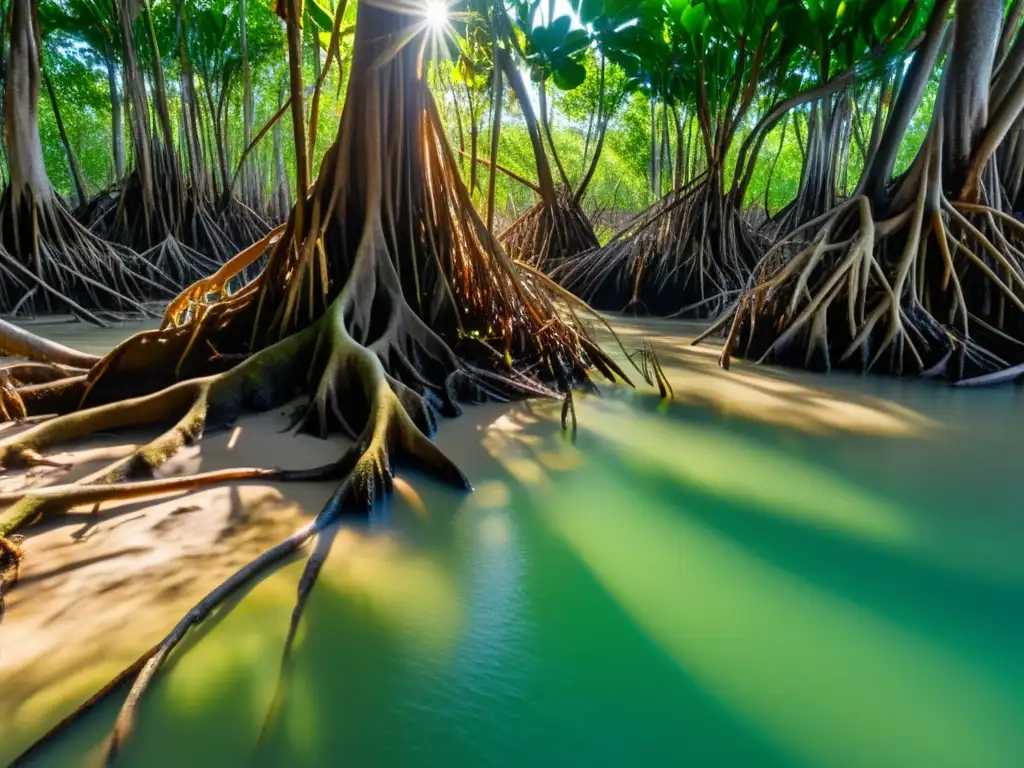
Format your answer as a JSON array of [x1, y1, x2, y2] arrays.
[[8, 319, 1024, 768]]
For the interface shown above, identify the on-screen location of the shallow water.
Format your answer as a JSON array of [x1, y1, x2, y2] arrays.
[[5, 317, 1024, 767]]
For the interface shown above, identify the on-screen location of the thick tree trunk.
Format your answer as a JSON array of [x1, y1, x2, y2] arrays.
[[941, 0, 1003, 192], [5, 0, 50, 209]]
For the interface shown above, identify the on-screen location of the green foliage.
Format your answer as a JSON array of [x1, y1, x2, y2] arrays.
[[22, 0, 949, 247]]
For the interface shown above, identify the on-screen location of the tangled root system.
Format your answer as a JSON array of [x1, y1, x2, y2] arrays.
[[555, 173, 762, 318], [2, 5, 631, 760]]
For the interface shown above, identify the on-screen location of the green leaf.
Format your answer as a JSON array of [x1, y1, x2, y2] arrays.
[[552, 57, 587, 90], [305, 0, 333, 32], [716, 0, 745, 34], [680, 3, 708, 38], [560, 28, 590, 57], [549, 15, 572, 45], [579, 0, 604, 25]]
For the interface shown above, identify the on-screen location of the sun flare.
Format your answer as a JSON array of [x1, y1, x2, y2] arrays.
[[424, 0, 448, 31]]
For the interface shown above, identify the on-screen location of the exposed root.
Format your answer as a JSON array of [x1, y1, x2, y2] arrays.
[[76, 161, 267, 272], [0, 188, 171, 323], [141, 236, 223, 291], [6, 5, 626, 762], [500, 188, 600, 271], [0, 317, 99, 368], [710, 181, 1024, 379], [0, 532, 24, 620], [554, 174, 762, 318]]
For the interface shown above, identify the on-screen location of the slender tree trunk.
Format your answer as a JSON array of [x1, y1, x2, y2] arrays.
[[240, 0, 254, 203], [650, 98, 657, 197], [673, 106, 684, 189], [141, 0, 174, 154], [498, 47, 557, 206], [204, 82, 230, 198], [764, 115, 788, 215], [860, 0, 952, 202], [446, 71, 465, 176], [118, 0, 156, 220], [575, 55, 606, 201], [538, 77, 570, 189], [272, 85, 291, 219], [468, 87, 478, 194], [104, 44, 125, 183], [286, 0, 308, 220], [0, 0, 8, 186], [42, 71, 86, 205], [661, 102, 672, 191]]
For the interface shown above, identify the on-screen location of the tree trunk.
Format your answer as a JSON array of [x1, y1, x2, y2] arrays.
[[118, 0, 156, 218], [104, 44, 125, 183], [860, 0, 952, 203], [204, 81, 230, 198], [240, 0, 254, 203], [650, 98, 657, 197], [272, 85, 291, 220], [941, 0, 1003, 192], [42, 71, 86, 205], [499, 48, 557, 207], [538, 77, 570, 189], [468, 90, 478, 194], [5, 0, 50, 210]]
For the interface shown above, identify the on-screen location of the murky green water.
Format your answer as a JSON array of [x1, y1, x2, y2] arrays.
[[15, 381, 1024, 768]]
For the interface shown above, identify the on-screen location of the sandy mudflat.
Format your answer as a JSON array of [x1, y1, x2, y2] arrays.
[[1, 314, 1021, 765]]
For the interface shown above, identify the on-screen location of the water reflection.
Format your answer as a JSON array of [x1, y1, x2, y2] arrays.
[[13, 372, 1024, 768]]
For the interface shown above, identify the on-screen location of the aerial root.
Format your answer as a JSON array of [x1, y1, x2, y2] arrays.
[[554, 175, 759, 318], [0, 192, 175, 321], [161, 224, 286, 329], [712, 188, 1023, 380], [142, 237, 224, 292], [500, 190, 600, 271], [105, 515, 322, 764]]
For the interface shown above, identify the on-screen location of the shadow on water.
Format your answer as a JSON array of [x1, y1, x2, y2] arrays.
[[17, 384, 1024, 768]]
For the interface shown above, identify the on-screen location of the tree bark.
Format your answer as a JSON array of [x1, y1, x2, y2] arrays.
[[860, 0, 952, 202], [5, 0, 50, 207], [498, 47, 557, 206], [942, 0, 1003, 192], [104, 43, 125, 183], [272, 85, 291, 219]]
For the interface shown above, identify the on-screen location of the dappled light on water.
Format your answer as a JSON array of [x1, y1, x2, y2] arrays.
[[539, 478, 1024, 767], [7, 320, 1024, 767]]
